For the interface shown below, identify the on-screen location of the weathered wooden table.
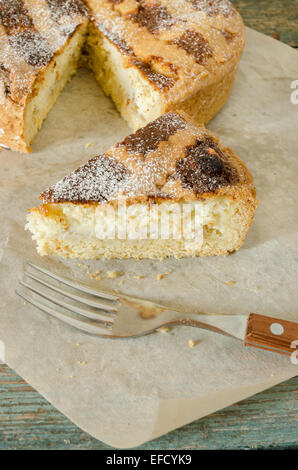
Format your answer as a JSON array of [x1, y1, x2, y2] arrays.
[[0, 0, 297, 450]]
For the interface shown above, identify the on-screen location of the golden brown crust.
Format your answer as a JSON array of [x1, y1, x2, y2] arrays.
[[88, 0, 245, 104], [37, 110, 257, 211]]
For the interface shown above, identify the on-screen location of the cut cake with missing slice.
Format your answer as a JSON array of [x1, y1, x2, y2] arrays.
[[26, 110, 257, 259], [0, 0, 245, 152]]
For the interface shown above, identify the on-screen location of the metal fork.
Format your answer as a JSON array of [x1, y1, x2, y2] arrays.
[[16, 262, 298, 356]]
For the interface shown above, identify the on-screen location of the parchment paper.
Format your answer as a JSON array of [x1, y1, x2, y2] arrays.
[[0, 28, 297, 448]]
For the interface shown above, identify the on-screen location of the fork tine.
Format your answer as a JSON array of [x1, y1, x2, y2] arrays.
[[24, 270, 118, 312], [26, 262, 118, 301], [19, 280, 114, 325], [16, 289, 113, 336]]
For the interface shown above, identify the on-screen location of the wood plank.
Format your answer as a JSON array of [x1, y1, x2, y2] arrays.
[[231, 0, 298, 47], [0, 364, 297, 449]]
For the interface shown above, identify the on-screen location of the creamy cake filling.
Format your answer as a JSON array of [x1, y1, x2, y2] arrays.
[[24, 22, 88, 146], [26, 198, 245, 258], [85, 24, 164, 130]]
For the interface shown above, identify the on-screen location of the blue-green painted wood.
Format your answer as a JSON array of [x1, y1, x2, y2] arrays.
[[232, 0, 298, 48], [0, 365, 297, 449]]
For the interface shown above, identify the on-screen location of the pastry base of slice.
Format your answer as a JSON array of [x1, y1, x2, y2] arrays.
[[26, 196, 255, 260], [1, 22, 88, 153]]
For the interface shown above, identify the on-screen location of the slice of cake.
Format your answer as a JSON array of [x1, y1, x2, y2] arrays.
[[26, 111, 257, 259], [0, 0, 88, 152], [0, 0, 245, 152]]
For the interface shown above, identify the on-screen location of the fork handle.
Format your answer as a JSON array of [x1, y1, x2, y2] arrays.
[[244, 313, 298, 356]]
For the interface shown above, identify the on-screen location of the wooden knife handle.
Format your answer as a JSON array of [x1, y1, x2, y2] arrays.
[[244, 313, 298, 356]]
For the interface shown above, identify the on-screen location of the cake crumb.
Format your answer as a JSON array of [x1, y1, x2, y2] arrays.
[[188, 339, 196, 348], [88, 271, 102, 281], [106, 271, 123, 279], [77, 361, 87, 366], [107, 271, 117, 279], [119, 280, 124, 286], [85, 142, 96, 148], [157, 327, 169, 333], [156, 273, 164, 281], [76, 343, 81, 347], [134, 275, 144, 280], [226, 281, 235, 286]]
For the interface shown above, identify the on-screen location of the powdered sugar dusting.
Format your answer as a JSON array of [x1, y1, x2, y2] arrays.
[[0, 0, 87, 70], [0, 0, 243, 151], [41, 112, 239, 204], [96, 24, 135, 56], [91, 0, 242, 88], [8, 30, 54, 67], [0, 0, 88, 112], [129, 4, 175, 34], [186, 0, 235, 17], [41, 155, 131, 203], [120, 112, 187, 155], [0, 0, 33, 30], [45, 0, 88, 18], [131, 58, 175, 90], [45, 0, 88, 35], [42, 112, 189, 203], [172, 30, 212, 65], [0, 0, 242, 96]]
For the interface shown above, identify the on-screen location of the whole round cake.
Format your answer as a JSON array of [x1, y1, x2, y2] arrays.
[[0, 0, 245, 153]]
